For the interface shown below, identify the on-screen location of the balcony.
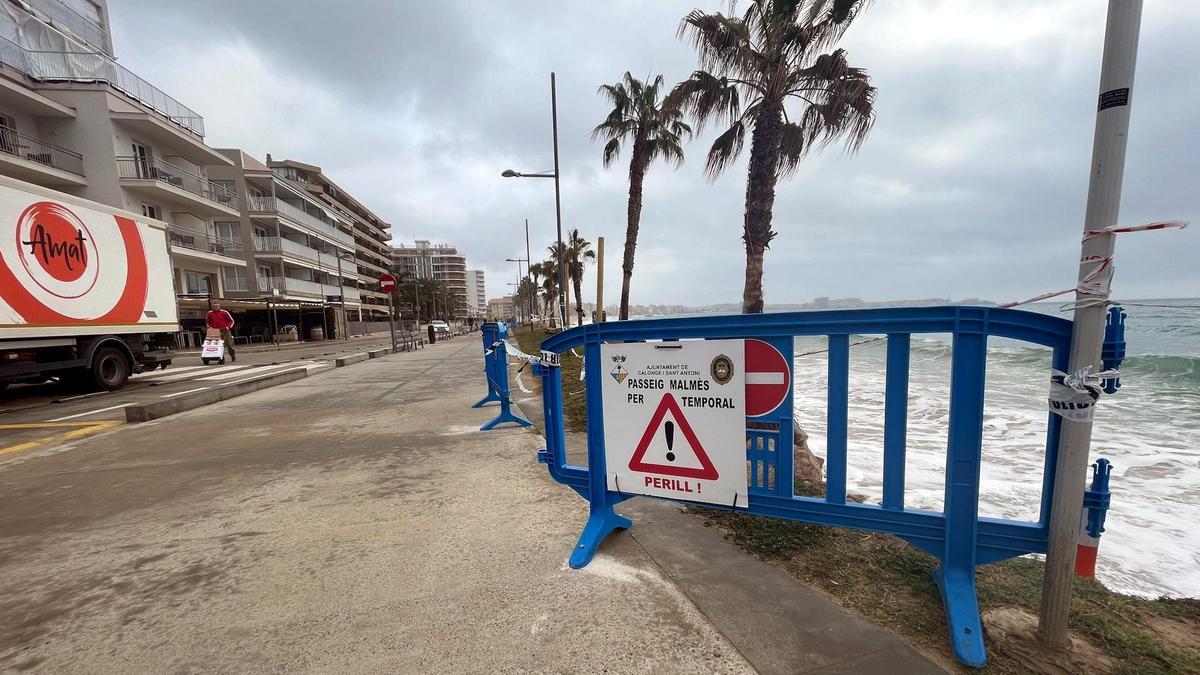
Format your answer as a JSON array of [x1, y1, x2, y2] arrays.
[[117, 156, 239, 217], [169, 230, 246, 266], [253, 236, 359, 276], [257, 276, 359, 302], [0, 128, 85, 186], [248, 195, 354, 248], [22, 0, 107, 53]]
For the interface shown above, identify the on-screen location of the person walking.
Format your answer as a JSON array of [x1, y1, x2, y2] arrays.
[[206, 300, 237, 362]]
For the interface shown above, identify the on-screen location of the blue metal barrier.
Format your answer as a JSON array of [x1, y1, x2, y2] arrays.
[[475, 321, 531, 431], [534, 306, 1076, 668]]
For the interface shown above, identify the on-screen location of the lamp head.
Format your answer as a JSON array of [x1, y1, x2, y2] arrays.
[[501, 169, 520, 178]]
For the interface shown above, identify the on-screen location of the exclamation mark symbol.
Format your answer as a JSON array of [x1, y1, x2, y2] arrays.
[[664, 421, 675, 462]]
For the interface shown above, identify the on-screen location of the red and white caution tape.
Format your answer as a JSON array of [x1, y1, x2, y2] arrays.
[[1001, 219, 1187, 311], [1082, 219, 1187, 241]]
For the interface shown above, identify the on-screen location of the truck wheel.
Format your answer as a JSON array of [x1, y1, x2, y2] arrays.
[[90, 347, 130, 391]]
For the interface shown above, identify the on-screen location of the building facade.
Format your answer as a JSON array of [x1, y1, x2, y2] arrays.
[[265, 157, 392, 320], [0, 0, 245, 304], [390, 241, 469, 318], [206, 151, 359, 322], [487, 296, 515, 322], [465, 269, 486, 319]]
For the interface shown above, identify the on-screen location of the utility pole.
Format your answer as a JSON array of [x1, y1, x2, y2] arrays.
[[595, 236, 605, 323], [525, 218, 533, 330], [1039, 0, 1142, 648], [550, 72, 567, 329]]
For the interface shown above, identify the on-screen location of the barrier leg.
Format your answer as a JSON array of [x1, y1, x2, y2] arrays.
[[480, 398, 531, 430], [933, 564, 986, 668], [472, 388, 502, 408], [569, 494, 633, 569]]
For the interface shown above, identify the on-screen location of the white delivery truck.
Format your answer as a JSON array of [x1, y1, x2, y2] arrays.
[[0, 175, 179, 391]]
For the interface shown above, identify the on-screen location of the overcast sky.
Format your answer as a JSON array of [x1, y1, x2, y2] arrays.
[[109, 0, 1198, 306]]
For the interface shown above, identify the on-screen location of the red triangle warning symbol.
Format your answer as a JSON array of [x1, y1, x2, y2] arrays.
[[628, 393, 719, 479]]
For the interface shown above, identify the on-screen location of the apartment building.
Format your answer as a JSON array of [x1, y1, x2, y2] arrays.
[[0, 0, 244, 301], [265, 157, 392, 320], [487, 296, 515, 322], [391, 241, 469, 318], [206, 151, 360, 325], [465, 269, 486, 319]]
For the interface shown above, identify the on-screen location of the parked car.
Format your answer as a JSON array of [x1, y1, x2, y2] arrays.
[[430, 321, 451, 337]]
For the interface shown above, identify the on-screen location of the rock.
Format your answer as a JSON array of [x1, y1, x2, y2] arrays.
[[847, 493, 868, 504], [793, 420, 825, 485]]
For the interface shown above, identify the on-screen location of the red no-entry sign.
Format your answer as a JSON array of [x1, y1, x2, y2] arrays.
[[378, 273, 396, 292], [745, 339, 791, 417]]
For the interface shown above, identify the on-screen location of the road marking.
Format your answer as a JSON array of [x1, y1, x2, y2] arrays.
[[197, 363, 303, 382], [48, 404, 131, 421], [161, 387, 210, 398], [223, 366, 308, 387], [133, 364, 209, 379], [54, 390, 111, 403], [142, 364, 255, 384], [372, 343, 469, 402], [0, 421, 121, 457]]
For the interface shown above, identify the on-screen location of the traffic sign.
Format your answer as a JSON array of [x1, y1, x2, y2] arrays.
[[601, 339, 746, 506], [378, 273, 396, 291], [745, 339, 791, 417]]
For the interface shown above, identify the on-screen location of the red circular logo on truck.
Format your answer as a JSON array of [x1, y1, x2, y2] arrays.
[[0, 199, 148, 324], [17, 201, 96, 293]]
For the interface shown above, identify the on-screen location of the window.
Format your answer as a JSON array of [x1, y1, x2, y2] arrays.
[[183, 272, 212, 295], [222, 266, 247, 292], [214, 221, 241, 243], [131, 141, 152, 178], [141, 204, 160, 220], [210, 180, 236, 203]]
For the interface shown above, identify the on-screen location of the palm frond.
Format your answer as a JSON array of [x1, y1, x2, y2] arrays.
[[704, 120, 746, 179]]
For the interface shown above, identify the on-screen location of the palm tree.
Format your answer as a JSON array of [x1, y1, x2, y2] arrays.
[[593, 72, 691, 321], [539, 257, 560, 328], [564, 229, 597, 326], [667, 0, 876, 313], [527, 261, 545, 320]]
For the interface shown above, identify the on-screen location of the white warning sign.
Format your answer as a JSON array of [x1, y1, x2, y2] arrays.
[[601, 339, 747, 506]]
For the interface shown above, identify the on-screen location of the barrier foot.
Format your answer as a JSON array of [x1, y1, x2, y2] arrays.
[[933, 565, 987, 668], [480, 403, 532, 431], [472, 391, 502, 408], [569, 500, 633, 569]]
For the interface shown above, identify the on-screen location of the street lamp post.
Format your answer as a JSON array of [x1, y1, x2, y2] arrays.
[[506, 255, 528, 329], [501, 72, 567, 330]]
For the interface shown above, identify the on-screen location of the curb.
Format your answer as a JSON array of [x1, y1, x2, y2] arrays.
[[335, 352, 369, 367], [125, 367, 310, 422], [367, 347, 391, 359]]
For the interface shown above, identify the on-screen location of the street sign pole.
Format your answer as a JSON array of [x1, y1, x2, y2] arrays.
[[1039, 0, 1142, 648], [378, 273, 398, 353]]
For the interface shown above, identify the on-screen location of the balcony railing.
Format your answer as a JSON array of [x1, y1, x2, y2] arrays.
[[248, 196, 353, 247], [0, 36, 204, 138], [0, 128, 84, 175], [169, 229, 243, 257], [22, 0, 107, 53], [257, 275, 357, 301], [116, 156, 237, 210]]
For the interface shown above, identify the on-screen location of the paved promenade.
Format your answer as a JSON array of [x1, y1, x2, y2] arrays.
[[0, 338, 940, 673]]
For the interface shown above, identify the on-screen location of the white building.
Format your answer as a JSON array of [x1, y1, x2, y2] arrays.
[[465, 270, 486, 318]]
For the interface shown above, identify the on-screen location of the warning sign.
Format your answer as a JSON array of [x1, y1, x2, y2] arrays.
[[601, 339, 746, 506]]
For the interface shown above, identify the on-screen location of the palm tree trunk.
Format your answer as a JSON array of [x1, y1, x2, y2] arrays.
[[573, 271, 585, 325], [741, 102, 785, 314], [620, 148, 648, 321]]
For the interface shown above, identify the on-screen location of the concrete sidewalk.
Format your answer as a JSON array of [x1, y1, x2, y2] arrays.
[[0, 341, 749, 672], [511, 369, 944, 674]]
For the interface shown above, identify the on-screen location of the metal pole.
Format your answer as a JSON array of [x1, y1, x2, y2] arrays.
[[387, 290, 397, 353], [550, 72, 567, 329], [337, 254, 348, 339], [1038, 0, 1142, 648], [596, 236, 605, 323], [525, 218, 533, 329]]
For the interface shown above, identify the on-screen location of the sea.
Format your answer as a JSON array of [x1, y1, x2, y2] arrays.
[[779, 300, 1199, 599]]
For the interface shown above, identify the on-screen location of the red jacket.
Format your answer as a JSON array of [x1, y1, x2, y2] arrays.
[[206, 309, 234, 330]]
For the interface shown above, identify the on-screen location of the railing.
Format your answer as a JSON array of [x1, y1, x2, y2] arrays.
[[257, 275, 357, 301], [253, 236, 360, 276], [247, 195, 354, 247], [0, 35, 204, 138], [22, 0, 107, 52], [537, 306, 1076, 668], [116, 156, 237, 209], [169, 229, 243, 257], [0, 127, 84, 175]]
